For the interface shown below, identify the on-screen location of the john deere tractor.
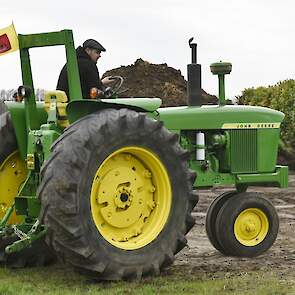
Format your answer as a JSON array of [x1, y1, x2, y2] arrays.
[[0, 29, 288, 280]]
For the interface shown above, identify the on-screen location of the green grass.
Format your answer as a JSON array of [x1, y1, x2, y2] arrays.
[[0, 264, 294, 295]]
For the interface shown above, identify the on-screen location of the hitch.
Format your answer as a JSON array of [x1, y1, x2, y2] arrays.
[[2, 220, 47, 254]]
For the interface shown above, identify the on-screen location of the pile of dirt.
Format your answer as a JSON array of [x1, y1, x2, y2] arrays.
[[103, 59, 218, 107]]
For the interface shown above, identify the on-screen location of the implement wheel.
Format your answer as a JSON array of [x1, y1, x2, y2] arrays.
[[0, 110, 24, 225], [205, 191, 235, 254], [38, 108, 198, 280], [215, 192, 279, 257], [0, 108, 54, 267]]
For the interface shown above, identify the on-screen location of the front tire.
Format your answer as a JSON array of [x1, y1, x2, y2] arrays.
[[215, 192, 279, 257], [205, 191, 236, 254], [38, 108, 198, 280]]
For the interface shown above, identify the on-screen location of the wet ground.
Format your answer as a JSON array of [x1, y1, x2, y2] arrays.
[[175, 173, 295, 278]]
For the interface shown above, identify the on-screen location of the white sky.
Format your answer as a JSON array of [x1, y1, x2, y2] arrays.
[[0, 0, 294, 99]]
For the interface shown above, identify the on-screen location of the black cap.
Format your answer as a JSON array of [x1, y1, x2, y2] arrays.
[[82, 39, 106, 52]]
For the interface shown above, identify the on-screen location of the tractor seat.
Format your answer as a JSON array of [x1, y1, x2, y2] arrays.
[[44, 90, 69, 128]]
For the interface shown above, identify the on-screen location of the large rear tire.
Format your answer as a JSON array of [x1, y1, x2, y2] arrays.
[[38, 108, 198, 280]]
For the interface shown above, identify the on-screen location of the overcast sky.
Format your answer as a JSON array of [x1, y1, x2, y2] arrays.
[[1, 0, 294, 99]]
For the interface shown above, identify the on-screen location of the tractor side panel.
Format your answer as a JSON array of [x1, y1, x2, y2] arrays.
[[257, 129, 280, 172], [5, 101, 48, 160]]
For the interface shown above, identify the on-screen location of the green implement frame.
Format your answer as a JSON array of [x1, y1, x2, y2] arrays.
[[0, 30, 83, 253]]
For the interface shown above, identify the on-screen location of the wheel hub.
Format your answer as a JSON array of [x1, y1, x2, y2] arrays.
[[97, 162, 154, 231], [90, 147, 171, 250], [234, 208, 269, 247], [245, 222, 256, 233], [114, 187, 133, 209]]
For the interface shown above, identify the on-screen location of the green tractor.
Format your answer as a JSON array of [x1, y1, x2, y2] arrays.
[[0, 28, 288, 280]]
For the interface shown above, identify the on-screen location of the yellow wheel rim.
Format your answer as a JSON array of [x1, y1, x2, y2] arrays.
[[0, 151, 27, 224], [90, 146, 172, 250], [234, 208, 269, 247]]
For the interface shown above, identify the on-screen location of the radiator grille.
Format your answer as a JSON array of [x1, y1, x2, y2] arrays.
[[230, 129, 258, 173]]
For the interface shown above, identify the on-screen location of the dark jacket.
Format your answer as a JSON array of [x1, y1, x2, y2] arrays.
[[56, 46, 103, 99]]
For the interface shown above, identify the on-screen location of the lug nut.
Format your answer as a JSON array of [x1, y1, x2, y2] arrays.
[[125, 154, 132, 161], [150, 186, 156, 193], [144, 170, 152, 178], [147, 200, 156, 209]]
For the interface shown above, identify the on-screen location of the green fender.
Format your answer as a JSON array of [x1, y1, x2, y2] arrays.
[[66, 98, 162, 123]]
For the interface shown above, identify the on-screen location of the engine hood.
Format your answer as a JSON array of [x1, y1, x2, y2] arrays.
[[157, 105, 285, 130]]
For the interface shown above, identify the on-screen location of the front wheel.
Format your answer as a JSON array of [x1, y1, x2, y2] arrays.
[[205, 191, 236, 254], [38, 108, 198, 280], [215, 192, 279, 257]]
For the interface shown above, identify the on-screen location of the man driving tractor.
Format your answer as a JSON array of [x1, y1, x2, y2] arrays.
[[57, 38, 113, 99]]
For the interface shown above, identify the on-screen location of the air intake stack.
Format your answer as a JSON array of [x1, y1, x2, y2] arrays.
[[210, 61, 232, 106], [187, 37, 202, 106]]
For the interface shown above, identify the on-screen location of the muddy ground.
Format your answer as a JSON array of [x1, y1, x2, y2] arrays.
[[174, 173, 295, 278]]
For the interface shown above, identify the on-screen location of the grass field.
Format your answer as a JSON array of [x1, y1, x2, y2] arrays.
[[0, 264, 294, 295]]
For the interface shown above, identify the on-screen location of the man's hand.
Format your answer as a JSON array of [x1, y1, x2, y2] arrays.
[[101, 76, 115, 86], [96, 89, 104, 98]]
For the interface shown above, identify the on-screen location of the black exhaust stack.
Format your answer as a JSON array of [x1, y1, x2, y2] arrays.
[[187, 37, 202, 106]]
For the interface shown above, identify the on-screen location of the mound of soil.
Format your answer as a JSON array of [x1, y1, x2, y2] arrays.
[[103, 59, 218, 107]]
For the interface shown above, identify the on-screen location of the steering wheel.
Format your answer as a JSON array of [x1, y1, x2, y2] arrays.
[[103, 76, 124, 98]]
